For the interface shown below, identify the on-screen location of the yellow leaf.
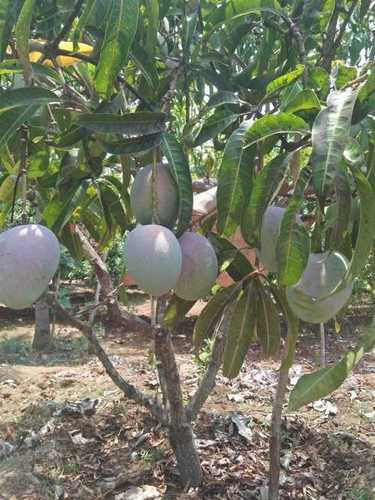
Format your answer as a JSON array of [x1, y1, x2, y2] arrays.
[[9, 40, 93, 67]]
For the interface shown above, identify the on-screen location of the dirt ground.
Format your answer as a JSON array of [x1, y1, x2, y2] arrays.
[[0, 292, 374, 500]]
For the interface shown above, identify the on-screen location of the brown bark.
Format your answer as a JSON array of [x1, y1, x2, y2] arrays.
[[33, 292, 54, 351], [154, 327, 202, 487], [73, 225, 148, 332]]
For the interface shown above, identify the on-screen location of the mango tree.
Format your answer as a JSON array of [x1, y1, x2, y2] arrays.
[[0, 0, 374, 497]]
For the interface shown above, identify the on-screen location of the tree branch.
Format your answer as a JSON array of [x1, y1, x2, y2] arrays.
[[186, 310, 230, 421], [280, 15, 308, 86], [321, 1, 341, 72], [50, 297, 168, 424], [73, 224, 151, 332], [49, 0, 85, 51]]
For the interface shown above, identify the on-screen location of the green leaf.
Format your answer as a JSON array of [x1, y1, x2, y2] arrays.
[[193, 109, 239, 147], [206, 91, 241, 110], [0, 174, 17, 202], [223, 283, 257, 378], [31, 62, 64, 84], [130, 41, 159, 90], [217, 121, 255, 237], [241, 153, 290, 246], [256, 283, 281, 358], [97, 177, 129, 232], [244, 113, 310, 147], [161, 133, 193, 237], [145, 0, 159, 55], [102, 132, 162, 155], [208, 233, 254, 281], [193, 285, 239, 349], [164, 295, 196, 328], [95, 0, 140, 98], [352, 69, 375, 123], [73, 0, 96, 49], [42, 181, 90, 235], [311, 88, 359, 198], [76, 112, 166, 135], [225, 0, 282, 17], [284, 89, 321, 114], [14, 0, 35, 84], [0, 90, 58, 148], [329, 166, 352, 251], [0, 87, 58, 112], [61, 225, 84, 260], [206, 0, 283, 40], [335, 63, 357, 90], [345, 164, 375, 283], [266, 65, 305, 95], [52, 126, 87, 149], [308, 67, 329, 99], [288, 318, 375, 411], [0, 0, 20, 62], [276, 167, 311, 286]]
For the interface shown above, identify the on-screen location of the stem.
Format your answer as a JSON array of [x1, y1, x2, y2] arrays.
[[78, 226, 121, 325], [269, 302, 299, 500], [154, 326, 202, 487], [269, 367, 289, 500], [320, 322, 326, 368]]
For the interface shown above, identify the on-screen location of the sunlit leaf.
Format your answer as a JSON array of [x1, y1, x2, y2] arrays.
[[164, 295, 196, 328], [161, 133, 193, 236], [266, 65, 305, 94], [217, 121, 255, 237], [95, 0, 140, 98], [284, 89, 321, 114], [244, 113, 310, 147], [311, 88, 359, 198]]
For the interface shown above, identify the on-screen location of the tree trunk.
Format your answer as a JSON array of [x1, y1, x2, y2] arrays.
[[33, 292, 54, 351], [168, 423, 202, 487], [269, 367, 289, 500], [154, 326, 202, 487]]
